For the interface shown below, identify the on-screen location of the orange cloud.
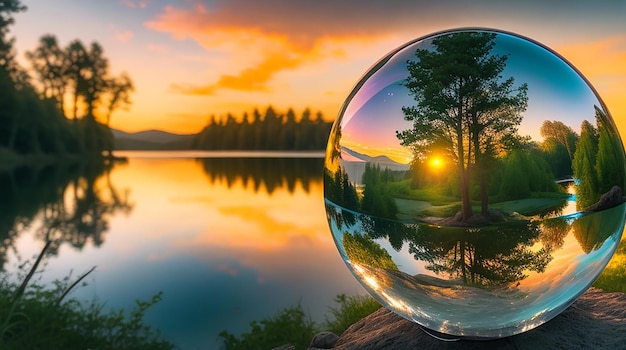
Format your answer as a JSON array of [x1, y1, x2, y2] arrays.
[[170, 50, 303, 95], [144, 1, 409, 95], [556, 35, 626, 82]]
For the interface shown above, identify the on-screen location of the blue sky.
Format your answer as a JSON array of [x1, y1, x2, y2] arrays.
[[340, 29, 607, 162]]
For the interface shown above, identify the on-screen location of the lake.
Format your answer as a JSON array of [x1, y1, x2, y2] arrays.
[[2, 151, 626, 348], [0, 151, 364, 349]]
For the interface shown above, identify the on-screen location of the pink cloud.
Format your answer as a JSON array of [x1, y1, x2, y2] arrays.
[[121, 0, 150, 9], [146, 43, 168, 53], [114, 30, 134, 43]]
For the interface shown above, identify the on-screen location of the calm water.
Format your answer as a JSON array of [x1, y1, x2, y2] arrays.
[[1, 152, 364, 349], [3, 152, 626, 347]]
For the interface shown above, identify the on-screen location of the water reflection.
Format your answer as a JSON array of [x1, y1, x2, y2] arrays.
[[0, 161, 132, 268], [326, 200, 625, 337], [3, 155, 361, 349], [198, 157, 323, 194]]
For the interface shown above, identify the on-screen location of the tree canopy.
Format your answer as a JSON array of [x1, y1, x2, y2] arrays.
[[397, 31, 528, 222], [0, 2, 134, 159]]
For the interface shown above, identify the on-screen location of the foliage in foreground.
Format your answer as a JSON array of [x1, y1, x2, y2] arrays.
[[220, 294, 381, 350], [0, 244, 176, 350], [324, 294, 381, 336]]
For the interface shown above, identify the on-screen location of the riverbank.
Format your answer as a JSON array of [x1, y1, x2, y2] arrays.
[[0, 147, 126, 171]]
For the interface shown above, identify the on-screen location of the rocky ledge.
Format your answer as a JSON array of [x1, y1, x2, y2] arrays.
[[304, 287, 626, 349]]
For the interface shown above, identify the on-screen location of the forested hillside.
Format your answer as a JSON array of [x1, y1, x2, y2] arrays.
[[191, 106, 332, 150]]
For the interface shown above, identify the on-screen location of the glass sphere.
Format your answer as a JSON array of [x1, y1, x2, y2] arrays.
[[324, 28, 626, 339]]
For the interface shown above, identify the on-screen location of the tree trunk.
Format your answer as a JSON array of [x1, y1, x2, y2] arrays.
[[461, 170, 472, 221], [480, 175, 488, 217], [460, 241, 467, 284], [458, 134, 472, 222], [8, 121, 18, 152]]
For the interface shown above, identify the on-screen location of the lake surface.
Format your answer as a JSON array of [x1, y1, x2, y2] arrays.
[[2, 151, 626, 348], [1, 151, 364, 349]]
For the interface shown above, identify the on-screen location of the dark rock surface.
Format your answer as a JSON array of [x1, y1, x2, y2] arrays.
[[333, 287, 626, 349], [587, 185, 625, 212], [309, 331, 340, 349]]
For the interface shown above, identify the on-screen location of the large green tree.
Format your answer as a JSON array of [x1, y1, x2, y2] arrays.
[[573, 120, 599, 210], [540, 120, 578, 163], [595, 106, 626, 194], [397, 32, 528, 221]]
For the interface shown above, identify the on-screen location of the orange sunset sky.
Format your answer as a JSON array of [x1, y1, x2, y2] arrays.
[[10, 1, 626, 135]]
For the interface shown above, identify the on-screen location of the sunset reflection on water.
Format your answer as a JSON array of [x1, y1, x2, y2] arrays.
[[6, 155, 364, 349]]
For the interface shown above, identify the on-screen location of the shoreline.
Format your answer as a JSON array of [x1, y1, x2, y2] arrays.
[[0, 148, 126, 171]]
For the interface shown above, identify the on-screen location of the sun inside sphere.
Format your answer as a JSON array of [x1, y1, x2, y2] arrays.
[[323, 28, 626, 339]]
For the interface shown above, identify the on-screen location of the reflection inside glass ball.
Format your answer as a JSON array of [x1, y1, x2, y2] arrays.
[[324, 28, 626, 339]]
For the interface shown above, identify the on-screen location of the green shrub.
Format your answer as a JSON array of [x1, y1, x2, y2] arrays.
[[219, 304, 316, 350], [0, 243, 176, 349], [219, 294, 381, 349]]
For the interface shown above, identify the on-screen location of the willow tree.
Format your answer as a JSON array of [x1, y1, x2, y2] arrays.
[[397, 32, 527, 221]]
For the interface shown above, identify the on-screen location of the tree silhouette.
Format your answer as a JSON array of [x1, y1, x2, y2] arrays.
[[103, 72, 134, 126], [0, 3, 132, 159], [199, 157, 323, 195], [192, 106, 332, 151], [25, 34, 67, 109], [397, 32, 528, 222], [64, 39, 89, 122], [0, 0, 26, 82], [0, 162, 132, 269]]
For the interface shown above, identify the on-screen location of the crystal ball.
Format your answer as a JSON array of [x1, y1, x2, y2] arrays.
[[324, 28, 626, 338]]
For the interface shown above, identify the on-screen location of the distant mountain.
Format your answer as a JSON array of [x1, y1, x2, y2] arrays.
[[112, 129, 197, 150], [339, 146, 409, 185], [341, 146, 408, 168]]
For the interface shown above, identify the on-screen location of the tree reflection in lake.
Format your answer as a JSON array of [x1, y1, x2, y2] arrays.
[[198, 157, 323, 194], [0, 161, 132, 268], [2, 154, 364, 348], [326, 199, 625, 336]]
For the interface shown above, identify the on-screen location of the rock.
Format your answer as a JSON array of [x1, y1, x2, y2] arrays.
[[308, 331, 339, 349], [334, 287, 626, 349], [271, 344, 295, 350], [587, 185, 625, 212]]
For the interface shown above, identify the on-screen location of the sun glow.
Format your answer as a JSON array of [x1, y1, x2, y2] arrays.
[[430, 157, 443, 169]]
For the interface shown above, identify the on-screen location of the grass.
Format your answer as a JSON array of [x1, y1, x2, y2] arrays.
[[219, 294, 381, 350], [0, 241, 176, 350], [594, 239, 626, 293], [392, 177, 570, 220], [489, 194, 569, 216], [324, 294, 381, 335]]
